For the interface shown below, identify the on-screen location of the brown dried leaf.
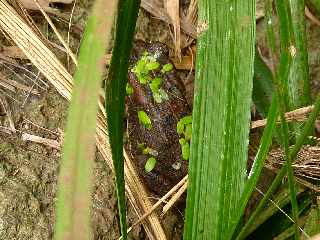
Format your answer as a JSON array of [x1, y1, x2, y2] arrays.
[[1, 46, 27, 59], [164, 0, 181, 59], [18, 0, 73, 11]]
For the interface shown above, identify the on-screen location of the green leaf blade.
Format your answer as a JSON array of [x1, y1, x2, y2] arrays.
[[105, 1, 141, 239], [183, 1, 256, 239]]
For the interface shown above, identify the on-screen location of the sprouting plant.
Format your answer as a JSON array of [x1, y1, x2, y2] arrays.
[[131, 52, 159, 84], [138, 144, 158, 172], [131, 52, 171, 103], [126, 83, 134, 95], [145, 157, 157, 172], [179, 138, 190, 160], [149, 77, 169, 103], [177, 115, 192, 135], [177, 115, 192, 160], [138, 110, 152, 130], [146, 60, 160, 71], [161, 63, 173, 73], [142, 146, 158, 156]]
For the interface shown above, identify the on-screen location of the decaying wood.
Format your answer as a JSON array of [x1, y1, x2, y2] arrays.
[[267, 145, 320, 183], [251, 105, 315, 129]]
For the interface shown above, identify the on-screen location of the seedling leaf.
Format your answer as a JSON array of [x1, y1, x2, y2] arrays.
[[181, 142, 190, 160], [138, 110, 152, 129], [145, 157, 157, 172], [146, 61, 160, 71], [161, 63, 174, 73], [126, 83, 134, 95]]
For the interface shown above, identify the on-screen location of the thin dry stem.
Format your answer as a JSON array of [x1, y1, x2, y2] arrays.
[[32, 0, 78, 66], [0, 1, 166, 239]]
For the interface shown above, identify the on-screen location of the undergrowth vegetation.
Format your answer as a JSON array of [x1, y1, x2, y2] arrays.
[[55, 0, 320, 239], [2, 0, 318, 239]]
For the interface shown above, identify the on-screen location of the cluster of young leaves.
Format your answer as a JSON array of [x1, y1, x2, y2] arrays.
[[131, 52, 173, 103], [177, 115, 192, 160], [138, 143, 158, 172]]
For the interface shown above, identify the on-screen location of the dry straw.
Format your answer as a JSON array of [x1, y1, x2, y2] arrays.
[[0, 1, 166, 239]]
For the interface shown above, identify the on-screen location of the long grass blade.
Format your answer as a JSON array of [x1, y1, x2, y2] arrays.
[[237, 93, 320, 239], [288, 0, 311, 127], [303, 202, 320, 238], [54, 1, 117, 239], [105, 1, 141, 239], [274, 1, 300, 238], [253, 51, 275, 117], [183, 1, 256, 239], [228, 94, 278, 239]]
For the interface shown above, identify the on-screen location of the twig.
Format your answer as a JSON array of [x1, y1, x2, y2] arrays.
[[32, 0, 78, 66]]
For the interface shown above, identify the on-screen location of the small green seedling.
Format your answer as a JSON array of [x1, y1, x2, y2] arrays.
[[177, 115, 192, 135], [132, 53, 171, 103], [177, 115, 192, 160], [138, 110, 152, 130], [149, 78, 169, 103], [145, 157, 157, 172], [146, 61, 160, 71], [184, 124, 192, 141], [137, 143, 145, 150], [142, 146, 158, 156], [150, 77, 162, 92], [126, 83, 134, 95], [132, 52, 159, 84], [179, 138, 190, 160], [161, 63, 174, 73]]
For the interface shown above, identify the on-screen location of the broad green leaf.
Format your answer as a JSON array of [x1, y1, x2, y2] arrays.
[[149, 77, 162, 92], [184, 124, 192, 141], [146, 61, 160, 71], [183, 1, 256, 239], [181, 142, 190, 160]]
